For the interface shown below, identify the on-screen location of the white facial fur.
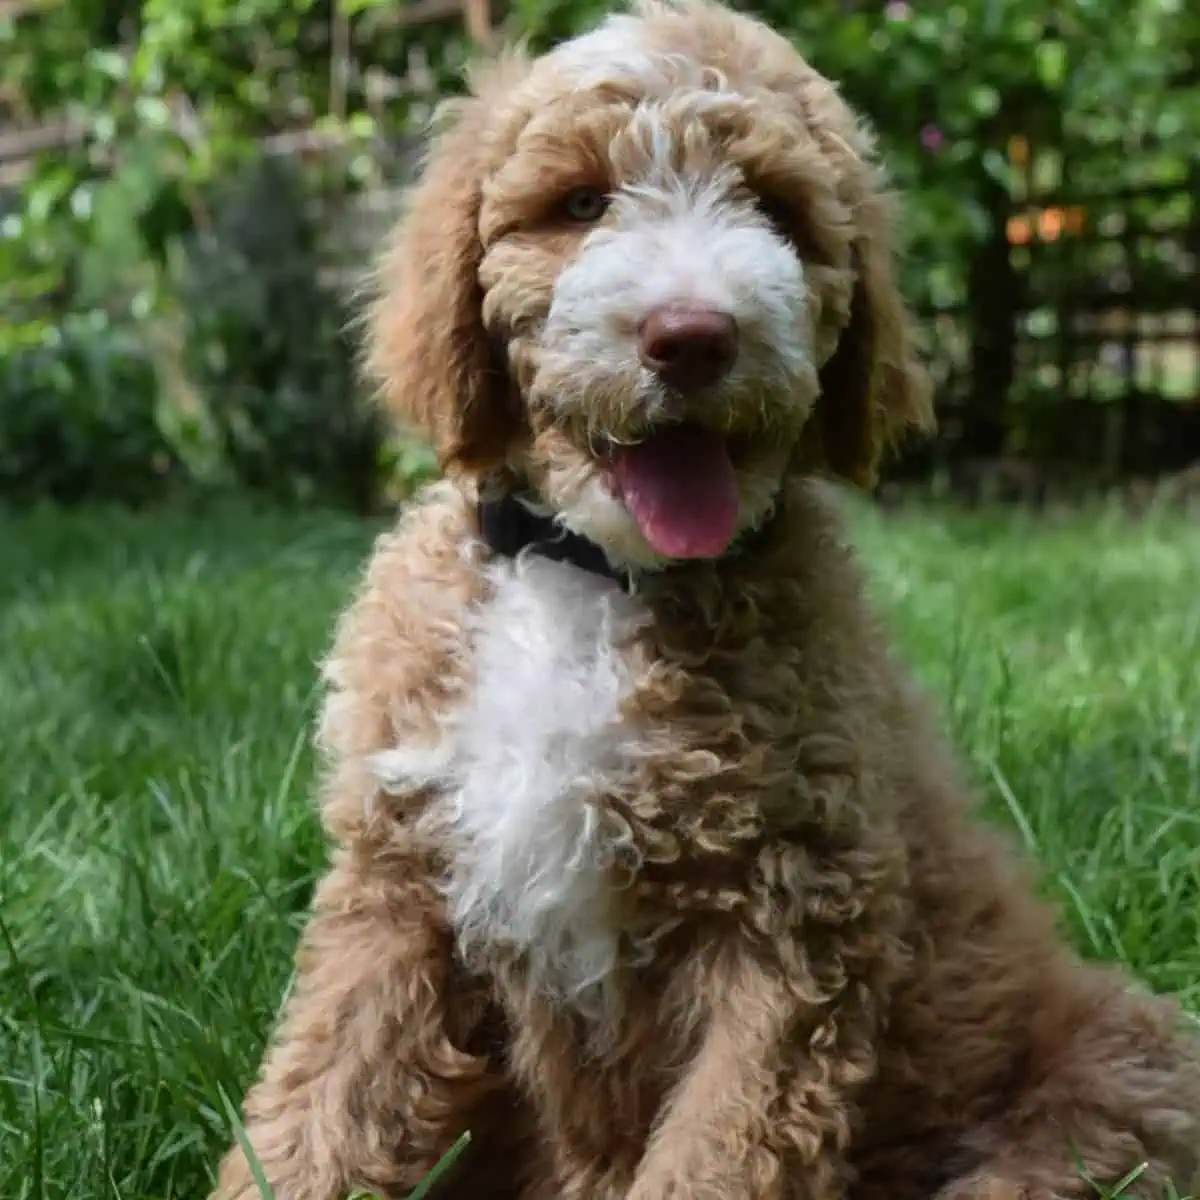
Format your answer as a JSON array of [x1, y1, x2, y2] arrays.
[[534, 169, 815, 427], [371, 555, 649, 1023]]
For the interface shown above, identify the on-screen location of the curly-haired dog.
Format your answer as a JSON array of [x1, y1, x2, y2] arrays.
[[212, 3, 1200, 1197]]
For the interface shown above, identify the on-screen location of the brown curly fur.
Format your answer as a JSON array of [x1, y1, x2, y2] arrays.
[[212, 3, 1200, 1197]]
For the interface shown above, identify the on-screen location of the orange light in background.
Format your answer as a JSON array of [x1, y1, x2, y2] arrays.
[[1038, 207, 1065, 241], [1007, 214, 1032, 244], [1005, 206, 1086, 245]]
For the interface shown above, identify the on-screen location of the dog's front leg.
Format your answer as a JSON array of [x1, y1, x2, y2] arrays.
[[209, 856, 503, 1200], [626, 947, 863, 1200]]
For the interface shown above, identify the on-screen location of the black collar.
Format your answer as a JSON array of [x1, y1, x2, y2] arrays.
[[477, 490, 633, 590], [477, 487, 785, 589]]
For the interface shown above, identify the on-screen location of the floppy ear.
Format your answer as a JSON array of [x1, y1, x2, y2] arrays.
[[363, 97, 524, 475], [810, 193, 935, 488]]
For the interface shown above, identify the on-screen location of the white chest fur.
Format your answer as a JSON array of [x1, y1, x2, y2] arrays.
[[372, 556, 649, 1009]]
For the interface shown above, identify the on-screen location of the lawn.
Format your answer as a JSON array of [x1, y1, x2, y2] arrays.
[[2, 496, 1199, 1198]]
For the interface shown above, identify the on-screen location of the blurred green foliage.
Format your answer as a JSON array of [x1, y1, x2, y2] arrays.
[[0, 313, 180, 506], [1, 0, 1196, 508]]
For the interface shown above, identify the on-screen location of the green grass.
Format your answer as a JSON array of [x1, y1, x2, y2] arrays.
[[2, 497, 1199, 1198]]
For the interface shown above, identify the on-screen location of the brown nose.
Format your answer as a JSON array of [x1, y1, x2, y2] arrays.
[[637, 304, 739, 390]]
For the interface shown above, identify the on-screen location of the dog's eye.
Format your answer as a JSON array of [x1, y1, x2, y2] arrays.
[[562, 186, 610, 223]]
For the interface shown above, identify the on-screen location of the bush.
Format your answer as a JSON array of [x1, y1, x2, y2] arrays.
[[0, 314, 182, 507], [176, 156, 390, 514], [1, 150, 394, 514]]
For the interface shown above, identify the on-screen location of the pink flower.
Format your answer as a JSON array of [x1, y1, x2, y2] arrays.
[[920, 123, 944, 152], [885, 0, 911, 19]]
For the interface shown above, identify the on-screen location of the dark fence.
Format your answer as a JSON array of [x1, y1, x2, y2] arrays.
[[894, 102, 1198, 499]]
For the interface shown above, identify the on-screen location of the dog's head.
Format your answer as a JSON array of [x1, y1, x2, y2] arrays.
[[367, 0, 933, 570]]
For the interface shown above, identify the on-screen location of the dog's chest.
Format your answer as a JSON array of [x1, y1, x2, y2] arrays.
[[379, 557, 650, 1003]]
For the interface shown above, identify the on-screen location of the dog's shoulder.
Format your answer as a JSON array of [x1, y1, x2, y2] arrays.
[[314, 480, 485, 836]]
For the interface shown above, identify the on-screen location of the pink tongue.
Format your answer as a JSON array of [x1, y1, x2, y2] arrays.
[[610, 424, 740, 559]]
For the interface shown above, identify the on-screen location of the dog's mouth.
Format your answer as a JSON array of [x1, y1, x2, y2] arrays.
[[601, 422, 742, 560]]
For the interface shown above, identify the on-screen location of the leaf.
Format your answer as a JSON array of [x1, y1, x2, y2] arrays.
[[407, 1131, 472, 1200], [981, 148, 1014, 189], [26, 166, 77, 225], [1036, 40, 1067, 89], [970, 85, 1000, 118], [217, 1086, 276, 1200], [85, 48, 128, 80]]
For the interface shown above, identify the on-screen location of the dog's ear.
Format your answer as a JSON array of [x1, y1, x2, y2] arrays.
[[364, 96, 524, 475], [810, 193, 935, 488]]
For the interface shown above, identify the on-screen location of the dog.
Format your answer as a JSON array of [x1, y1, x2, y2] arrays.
[[211, 2, 1200, 1196]]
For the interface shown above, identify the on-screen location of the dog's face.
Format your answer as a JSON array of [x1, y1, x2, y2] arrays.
[[368, 0, 933, 570]]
